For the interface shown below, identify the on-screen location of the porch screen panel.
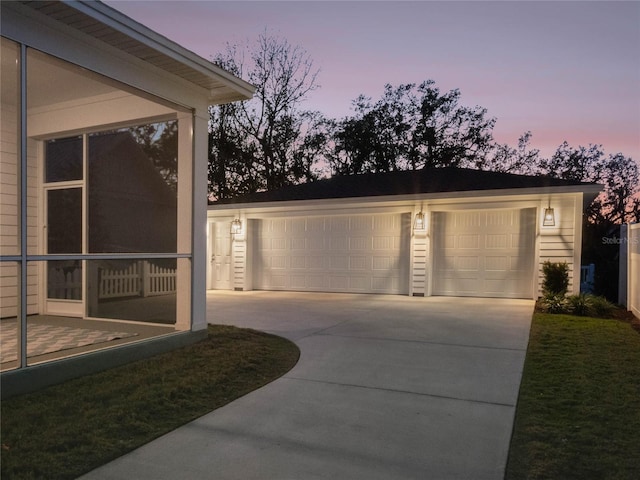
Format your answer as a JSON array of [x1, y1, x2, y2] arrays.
[[87, 258, 177, 324], [0, 38, 20, 325], [0, 38, 20, 258], [87, 123, 178, 253], [45, 136, 82, 182], [46, 188, 82, 254]]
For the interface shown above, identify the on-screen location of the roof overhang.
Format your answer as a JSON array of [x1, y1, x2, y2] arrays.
[[209, 184, 604, 215], [8, 0, 255, 104]]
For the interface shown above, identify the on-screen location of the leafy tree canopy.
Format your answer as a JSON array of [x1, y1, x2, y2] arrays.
[[207, 34, 639, 225]]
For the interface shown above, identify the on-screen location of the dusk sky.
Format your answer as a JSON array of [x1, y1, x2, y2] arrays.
[[106, 0, 640, 164]]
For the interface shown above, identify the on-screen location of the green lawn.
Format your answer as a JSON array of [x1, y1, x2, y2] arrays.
[[506, 313, 640, 480], [0, 325, 299, 480]]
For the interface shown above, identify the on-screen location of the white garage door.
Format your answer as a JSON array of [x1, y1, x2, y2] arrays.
[[432, 209, 535, 298], [254, 213, 410, 294]]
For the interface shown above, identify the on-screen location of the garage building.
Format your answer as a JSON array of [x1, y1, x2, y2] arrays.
[[207, 168, 601, 299]]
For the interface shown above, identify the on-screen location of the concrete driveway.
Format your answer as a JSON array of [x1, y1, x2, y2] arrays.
[[82, 291, 534, 480]]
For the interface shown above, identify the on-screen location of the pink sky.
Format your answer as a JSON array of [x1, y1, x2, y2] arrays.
[[106, 0, 640, 163]]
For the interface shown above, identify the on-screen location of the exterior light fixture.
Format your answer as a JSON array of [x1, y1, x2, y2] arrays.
[[414, 211, 426, 231], [230, 218, 242, 234], [543, 205, 555, 227]]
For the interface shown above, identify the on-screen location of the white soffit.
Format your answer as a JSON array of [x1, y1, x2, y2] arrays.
[[18, 0, 255, 104]]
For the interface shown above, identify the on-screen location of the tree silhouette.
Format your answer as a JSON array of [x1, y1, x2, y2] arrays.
[[208, 32, 324, 199]]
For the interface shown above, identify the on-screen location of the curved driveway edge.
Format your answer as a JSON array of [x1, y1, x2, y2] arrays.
[[81, 291, 534, 480]]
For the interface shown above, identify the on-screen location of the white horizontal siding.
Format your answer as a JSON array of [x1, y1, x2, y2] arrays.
[[537, 196, 578, 295], [1, 101, 40, 317], [1, 102, 19, 257], [233, 239, 246, 291], [411, 234, 427, 295]]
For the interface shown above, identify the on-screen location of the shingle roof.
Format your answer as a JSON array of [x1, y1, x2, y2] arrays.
[[210, 167, 599, 205]]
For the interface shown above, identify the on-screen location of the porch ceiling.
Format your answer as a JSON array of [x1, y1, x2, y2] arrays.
[[17, 1, 255, 104]]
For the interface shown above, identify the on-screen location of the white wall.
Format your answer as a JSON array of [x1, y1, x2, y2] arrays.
[[537, 195, 582, 295], [1, 99, 39, 318], [0, 99, 19, 317], [629, 224, 640, 319]]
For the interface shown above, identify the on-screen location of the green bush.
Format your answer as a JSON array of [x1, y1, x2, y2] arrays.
[[540, 293, 570, 314], [565, 293, 617, 318], [588, 295, 616, 318], [542, 261, 569, 295], [567, 294, 591, 316]]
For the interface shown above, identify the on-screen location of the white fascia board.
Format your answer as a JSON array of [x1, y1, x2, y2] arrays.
[[208, 184, 602, 214], [69, 1, 255, 100], [2, 3, 208, 113]]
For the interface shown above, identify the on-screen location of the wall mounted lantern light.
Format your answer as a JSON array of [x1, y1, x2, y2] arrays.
[[230, 218, 242, 235], [414, 211, 426, 231], [543, 203, 555, 227]]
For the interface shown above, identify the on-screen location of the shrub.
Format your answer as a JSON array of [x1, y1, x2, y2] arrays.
[[540, 293, 570, 314], [589, 295, 616, 319], [567, 294, 591, 316], [565, 293, 617, 318], [542, 261, 569, 295]]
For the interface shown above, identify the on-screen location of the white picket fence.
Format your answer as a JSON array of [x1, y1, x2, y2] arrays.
[[48, 265, 82, 300], [99, 261, 176, 299]]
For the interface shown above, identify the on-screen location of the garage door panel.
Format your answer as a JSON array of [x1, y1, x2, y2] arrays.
[[290, 275, 306, 289], [331, 255, 349, 270], [372, 256, 395, 271], [457, 256, 480, 271], [349, 256, 369, 271], [458, 234, 480, 249], [271, 237, 286, 250], [438, 256, 457, 273], [270, 256, 287, 269], [330, 217, 349, 231], [309, 237, 324, 250], [486, 210, 512, 226], [442, 235, 456, 249], [433, 209, 534, 298], [349, 276, 370, 291], [372, 275, 400, 292], [307, 275, 328, 289], [290, 218, 306, 232], [291, 256, 306, 269], [486, 234, 508, 249], [510, 233, 527, 248], [373, 236, 396, 250], [307, 218, 325, 231], [330, 276, 349, 290], [270, 219, 286, 233], [484, 279, 514, 295], [441, 278, 477, 294], [485, 256, 508, 272], [456, 212, 481, 228], [349, 237, 369, 251], [351, 217, 372, 231], [331, 237, 348, 249], [255, 214, 409, 294], [269, 274, 287, 288], [291, 237, 306, 250]]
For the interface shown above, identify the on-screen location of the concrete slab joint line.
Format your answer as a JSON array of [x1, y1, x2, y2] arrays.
[[81, 291, 534, 480]]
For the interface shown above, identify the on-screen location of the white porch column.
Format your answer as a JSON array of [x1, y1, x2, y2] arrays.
[[187, 108, 209, 332], [175, 112, 193, 331]]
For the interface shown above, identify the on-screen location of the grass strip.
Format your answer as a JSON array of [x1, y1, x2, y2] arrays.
[[506, 313, 640, 480], [1, 324, 299, 480]]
